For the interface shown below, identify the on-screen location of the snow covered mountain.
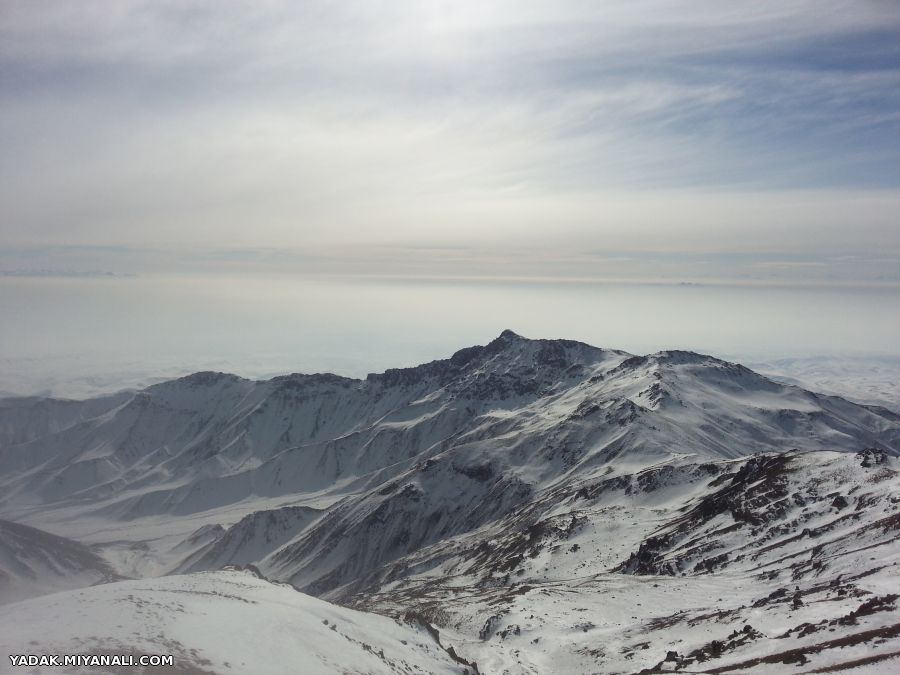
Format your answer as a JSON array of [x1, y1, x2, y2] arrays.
[[175, 504, 323, 574], [1, 331, 894, 519], [0, 519, 121, 605], [0, 331, 898, 673]]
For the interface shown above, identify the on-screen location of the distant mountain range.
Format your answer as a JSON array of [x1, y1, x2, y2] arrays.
[[1, 331, 898, 674]]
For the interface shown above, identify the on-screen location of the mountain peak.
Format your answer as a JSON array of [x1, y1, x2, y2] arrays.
[[485, 329, 528, 351]]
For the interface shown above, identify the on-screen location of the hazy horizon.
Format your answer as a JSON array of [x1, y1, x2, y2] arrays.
[[2, 274, 899, 410], [2, 1, 899, 401]]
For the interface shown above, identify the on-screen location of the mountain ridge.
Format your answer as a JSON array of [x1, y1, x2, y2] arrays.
[[0, 332, 898, 673], [1, 331, 895, 518]]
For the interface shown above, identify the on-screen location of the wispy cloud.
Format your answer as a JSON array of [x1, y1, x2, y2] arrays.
[[1, 1, 899, 270]]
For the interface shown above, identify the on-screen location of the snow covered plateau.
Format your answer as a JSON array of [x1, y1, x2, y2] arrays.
[[0, 330, 898, 674]]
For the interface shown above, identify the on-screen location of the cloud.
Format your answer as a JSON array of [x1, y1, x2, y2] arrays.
[[1, 0, 899, 268]]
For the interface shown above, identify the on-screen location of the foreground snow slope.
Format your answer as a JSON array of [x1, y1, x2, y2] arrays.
[[0, 569, 470, 675]]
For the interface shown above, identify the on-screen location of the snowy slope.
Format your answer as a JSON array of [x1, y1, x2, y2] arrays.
[[175, 505, 323, 573], [1, 332, 897, 595], [0, 568, 471, 675], [1, 333, 895, 523], [0, 392, 130, 447], [0, 519, 121, 605], [351, 449, 900, 674], [258, 344, 898, 597], [750, 355, 900, 412]]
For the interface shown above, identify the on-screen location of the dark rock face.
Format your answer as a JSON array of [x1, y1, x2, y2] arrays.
[[831, 495, 849, 509], [270, 373, 356, 390], [366, 331, 606, 400], [618, 453, 795, 575], [174, 371, 244, 387], [366, 331, 526, 388], [455, 462, 495, 482], [858, 447, 889, 467]]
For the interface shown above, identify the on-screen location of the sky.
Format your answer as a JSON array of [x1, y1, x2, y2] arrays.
[[1, 0, 900, 285]]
